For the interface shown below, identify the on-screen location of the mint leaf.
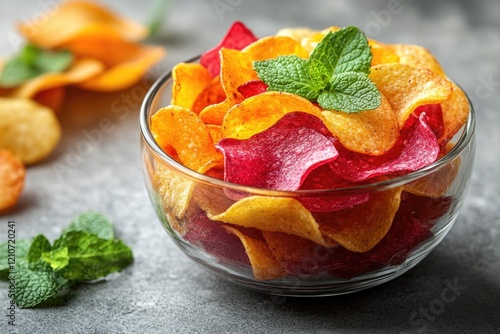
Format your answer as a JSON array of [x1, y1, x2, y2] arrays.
[[64, 211, 115, 240], [147, 0, 173, 38], [0, 239, 31, 280], [54, 231, 133, 281], [310, 27, 372, 76], [318, 73, 381, 112], [42, 246, 69, 271], [253, 55, 321, 100], [27, 234, 52, 264], [15, 260, 70, 308], [0, 44, 73, 88]]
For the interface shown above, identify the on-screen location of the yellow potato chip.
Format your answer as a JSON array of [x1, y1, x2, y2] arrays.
[[192, 76, 226, 114], [370, 44, 400, 66], [223, 225, 286, 280], [192, 184, 234, 217], [276, 27, 315, 43], [369, 63, 452, 128], [440, 81, 470, 145], [387, 44, 445, 76], [211, 196, 332, 247], [321, 94, 399, 156], [300, 26, 341, 54], [221, 91, 325, 140], [18, 0, 148, 48], [152, 163, 195, 220], [243, 36, 309, 61], [171, 63, 212, 110], [0, 98, 61, 165], [316, 187, 403, 253], [0, 149, 26, 211], [151, 105, 223, 173]]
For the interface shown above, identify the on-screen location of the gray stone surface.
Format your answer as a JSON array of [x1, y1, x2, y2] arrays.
[[1, 0, 499, 333]]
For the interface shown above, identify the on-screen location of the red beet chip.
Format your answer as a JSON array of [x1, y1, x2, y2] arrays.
[[217, 112, 339, 191], [200, 21, 258, 77], [298, 165, 369, 212], [237, 80, 268, 98], [184, 212, 250, 266], [414, 104, 444, 139], [330, 113, 440, 182]]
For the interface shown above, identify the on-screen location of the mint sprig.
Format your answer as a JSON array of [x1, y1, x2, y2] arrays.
[[254, 26, 381, 113], [0, 44, 73, 88], [0, 212, 133, 308]]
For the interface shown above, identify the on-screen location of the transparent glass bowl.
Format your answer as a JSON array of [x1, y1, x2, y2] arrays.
[[140, 59, 475, 296]]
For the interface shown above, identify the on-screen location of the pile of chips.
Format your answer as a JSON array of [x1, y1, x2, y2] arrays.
[[0, 1, 165, 211], [150, 22, 469, 280]]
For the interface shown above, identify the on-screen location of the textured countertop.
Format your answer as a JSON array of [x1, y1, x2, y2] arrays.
[[1, 0, 499, 333]]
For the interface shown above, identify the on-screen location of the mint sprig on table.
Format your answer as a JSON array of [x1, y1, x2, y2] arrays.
[[253, 26, 381, 113], [0, 212, 133, 308], [0, 44, 73, 88]]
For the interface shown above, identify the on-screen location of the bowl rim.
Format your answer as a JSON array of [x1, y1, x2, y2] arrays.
[[140, 56, 475, 196]]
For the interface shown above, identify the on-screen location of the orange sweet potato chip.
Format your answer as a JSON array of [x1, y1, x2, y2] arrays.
[[221, 91, 325, 140], [321, 94, 399, 156], [0, 149, 26, 211], [315, 187, 403, 253], [211, 196, 333, 247], [171, 63, 212, 110], [192, 76, 226, 114], [243, 36, 309, 61], [18, 0, 148, 48], [223, 225, 286, 280], [370, 44, 400, 66], [369, 63, 452, 128], [387, 44, 445, 76], [151, 105, 223, 173]]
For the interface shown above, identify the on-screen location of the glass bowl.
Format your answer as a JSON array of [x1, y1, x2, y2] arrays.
[[140, 58, 475, 297]]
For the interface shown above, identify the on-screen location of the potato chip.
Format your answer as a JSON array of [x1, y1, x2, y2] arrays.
[[18, 0, 148, 48], [369, 63, 452, 128], [192, 183, 235, 217], [243, 36, 309, 61], [221, 92, 325, 140], [330, 113, 440, 182], [413, 104, 444, 139], [315, 187, 403, 253], [152, 163, 195, 219], [321, 94, 399, 156], [201, 21, 258, 77], [199, 48, 258, 125], [170, 63, 212, 110], [206, 124, 222, 145], [151, 105, 223, 173], [276, 27, 315, 42], [387, 44, 445, 76], [217, 112, 338, 191], [33, 87, 65, 112], [398, 192, 452, 227], [192, 76, 226, 114], [211, 196, 332, 246], [223, 225, 286, 280], [370, 44, 400, 66], [0, 149, 26, 211], [0, 97, 61, 165], [300, 26, 341, 54], [184, 213, 251, 266], [439, 82, 470, 147]]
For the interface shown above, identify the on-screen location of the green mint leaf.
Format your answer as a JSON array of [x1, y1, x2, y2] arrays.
[[42, 247, 69, 271], [64, 211, 115, 240], [0, 239, 31, 280], [254, 55, 320, 100], [147, 0, 173, 38], [35, 48, 73, 73], [310, 27, 372, 76], [15, 260, 70, 308], [27, 235, 52, 264], [54, 231, 133, 281], [19, 44, 42, 66], [0, 57, 40, 88], [318, 72, 381, 113]]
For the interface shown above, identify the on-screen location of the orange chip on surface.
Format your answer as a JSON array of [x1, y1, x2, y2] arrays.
[[211, 196, 333, 247], [171, 63, 212, 110], [439, 81, 470, 146], [322, 94, 399, 156], [0, 97, 61, 165], [315, 187, 403, 253], [192, 76, 226, 114], [221, 91, 325, 140], [369, 63, 452, 128], [243, 36, 309, 61], [151, 105, 223, 173], [0, 149, 26, 211], [153, 164, 195, 219], [223, 225, 286, 280], [387, 44, 445, 76], [18, 0, 148, 48]]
